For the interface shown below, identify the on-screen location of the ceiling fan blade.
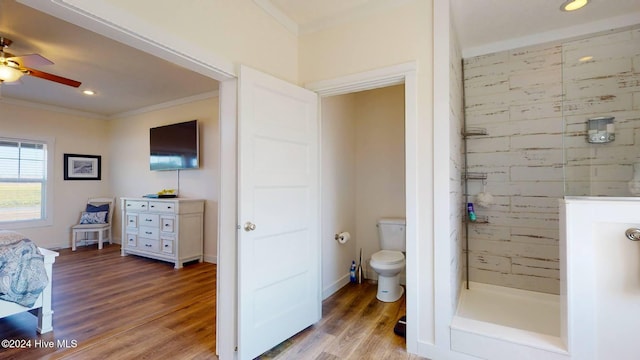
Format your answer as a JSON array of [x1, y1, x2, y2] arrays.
[[24, 67, 81, 88], [10, 54, 53, 67]]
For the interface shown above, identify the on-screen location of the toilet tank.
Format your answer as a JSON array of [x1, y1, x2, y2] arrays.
[[377, 218, 406, 251]]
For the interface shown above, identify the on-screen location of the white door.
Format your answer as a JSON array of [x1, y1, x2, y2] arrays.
[[237, 65, 321, 360]]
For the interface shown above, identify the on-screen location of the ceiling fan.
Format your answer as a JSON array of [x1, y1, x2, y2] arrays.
[[0, 36, 81, 87]]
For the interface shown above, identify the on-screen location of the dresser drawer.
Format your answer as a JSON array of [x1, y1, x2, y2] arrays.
[[139, 226, 159, 240], [139, 238, 159, 252], [161, 217, 175, 233], [161, 239, 174, 254], [149, 201, 176, 213], [126, 234, 137, 248], [139, 214, 159, 227], [126, 214, 138, 228], [125, 200, 149, 211]]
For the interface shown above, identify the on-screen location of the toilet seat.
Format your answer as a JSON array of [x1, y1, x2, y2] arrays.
[[371, 250, 404, 265]]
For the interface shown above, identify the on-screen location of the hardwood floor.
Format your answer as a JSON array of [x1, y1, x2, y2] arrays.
[[0, 244, 216, 360], [0, 245, 425, 360], [259, 282, 425, 360]]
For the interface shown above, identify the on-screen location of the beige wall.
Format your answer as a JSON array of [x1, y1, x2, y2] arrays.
[[0, 103, 110, 249], [299, 2, 425, 84], [321, 92, 357, 297], [354, 85, 405, 279], [0, 96, 219, 263], [321, 85, 405, 295], [109, 97, 219, 262]]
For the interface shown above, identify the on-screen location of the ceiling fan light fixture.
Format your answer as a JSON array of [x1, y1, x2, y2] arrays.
[[561, 0, 589, 12], [0, 64, 24, 83]]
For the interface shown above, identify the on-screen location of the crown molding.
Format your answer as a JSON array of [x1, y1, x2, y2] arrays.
[[0, 90, 219, 120], [253, 0, 299, 35], [299, 0, 414, 35], [253, 0, 414, 36], [112, 90, 219, 119], [0, 96, 109, 119]]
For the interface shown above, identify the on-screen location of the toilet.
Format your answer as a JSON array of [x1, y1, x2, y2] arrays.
[[370, 218, 406, 302]]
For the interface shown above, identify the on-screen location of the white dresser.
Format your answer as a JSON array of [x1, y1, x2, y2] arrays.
[[121, 197, 204, 269]]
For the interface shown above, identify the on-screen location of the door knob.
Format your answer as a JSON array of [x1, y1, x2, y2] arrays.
[[244, 222, 257, 232], [625, 228, 640, 241]]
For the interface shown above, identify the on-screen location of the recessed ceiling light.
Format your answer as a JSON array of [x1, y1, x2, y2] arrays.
[[82, 90, 96, 96], [579, 55, 593, 62], [561, 0, 589, 12]]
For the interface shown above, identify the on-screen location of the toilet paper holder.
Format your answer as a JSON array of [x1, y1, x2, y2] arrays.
[[334, 232, 350, 243]]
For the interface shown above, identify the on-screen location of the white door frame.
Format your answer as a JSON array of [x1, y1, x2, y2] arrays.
[[218, 78, 239, 359], [306, 61, 418, 353]]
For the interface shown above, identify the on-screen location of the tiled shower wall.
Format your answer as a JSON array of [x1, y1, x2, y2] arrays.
[[463, 26, 640, 294], [564, 28, 640, 195]]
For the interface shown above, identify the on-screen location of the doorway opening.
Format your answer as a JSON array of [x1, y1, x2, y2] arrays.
[[308, 61, 418, 354], [319, 83, 408, 356]]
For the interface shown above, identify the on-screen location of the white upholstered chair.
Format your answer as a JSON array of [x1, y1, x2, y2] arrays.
[[71, 197, 115, 251]]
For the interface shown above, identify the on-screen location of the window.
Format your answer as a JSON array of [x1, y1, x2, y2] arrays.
[[0, 137, 53, 228]]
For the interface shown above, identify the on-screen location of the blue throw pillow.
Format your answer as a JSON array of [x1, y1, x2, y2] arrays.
[[80, 211, 108, 224], [86, 203, 109, 213]]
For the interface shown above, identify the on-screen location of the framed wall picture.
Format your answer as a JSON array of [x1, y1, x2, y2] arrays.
[[64, 154, 101, 180]]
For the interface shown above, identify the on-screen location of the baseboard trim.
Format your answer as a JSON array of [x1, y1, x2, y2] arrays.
[[322, 274, 350, 300], [204, 254, 217, 264]]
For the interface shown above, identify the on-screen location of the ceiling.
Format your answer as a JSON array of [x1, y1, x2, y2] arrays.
[[1, 0, 638, 118], [0, 0, 219, 118]]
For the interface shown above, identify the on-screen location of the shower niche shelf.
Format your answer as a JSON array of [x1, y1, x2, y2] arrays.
[[463, 128, 488, 137], [464, 172, 487, 180], [466, 214, 489, 224]]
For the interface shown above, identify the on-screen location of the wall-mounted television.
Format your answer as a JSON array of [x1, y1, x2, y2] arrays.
[[150, 120, 199, 171]]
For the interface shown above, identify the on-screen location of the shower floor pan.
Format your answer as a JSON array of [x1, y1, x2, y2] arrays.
[[451, 282, 568, 359]]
